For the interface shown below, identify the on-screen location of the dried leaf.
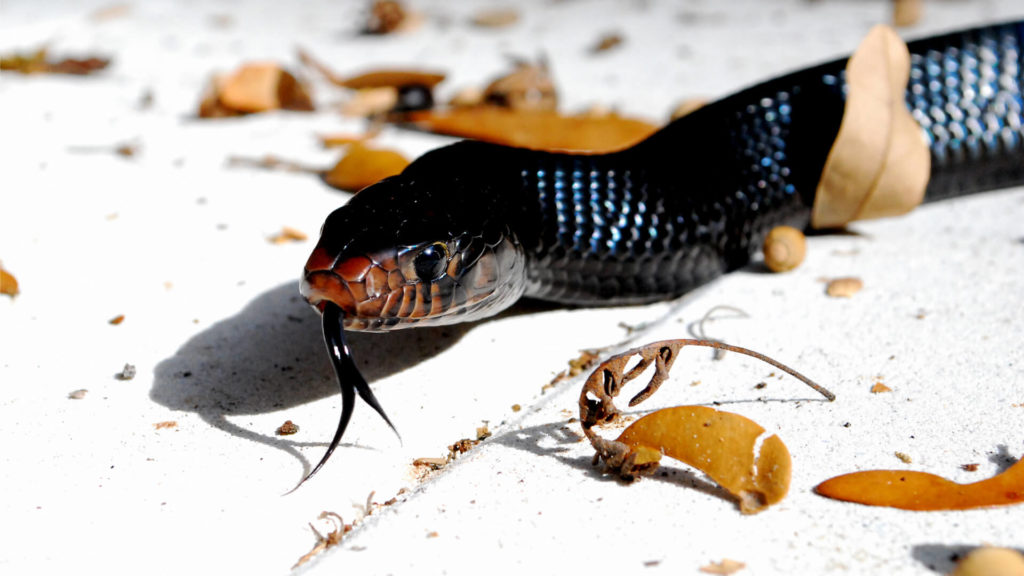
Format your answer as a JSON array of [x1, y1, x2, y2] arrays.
[[198, 63, 313, 117], [1, 264, 19, 298], [825, 277, 863, 298], [891, 0, 923, 27], [815, 456, 1024, 510], [407, 108, 658, 153], [811, 25, 929, 228], [109, 314, 125, 325], [1, 48, 109, 75], [699, 559, 746, 575], [870, 382, 892, 393], [323, 144, 409, 192], [276, 420, 300, 435], [268, 226, 308, 244], [365, 0, 407, 34], [153, 421, 178, 430], [471, 8, 520, 28], [338, 69, 445, 90], [591, 32, 624, 54], [670, 98, 708, 120], [482, 59, 557, 112], [616, 406, 792, 514]]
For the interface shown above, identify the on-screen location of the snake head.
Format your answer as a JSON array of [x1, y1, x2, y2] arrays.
[[301, 144, 528, 330]]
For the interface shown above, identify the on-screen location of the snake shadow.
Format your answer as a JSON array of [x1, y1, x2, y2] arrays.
[[149, 281, 560, 468]]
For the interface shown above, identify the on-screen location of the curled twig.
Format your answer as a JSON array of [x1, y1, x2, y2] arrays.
[[579, 339, 834, 479]]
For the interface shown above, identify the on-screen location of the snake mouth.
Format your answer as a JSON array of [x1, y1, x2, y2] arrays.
[[301, 244, 464, 331]]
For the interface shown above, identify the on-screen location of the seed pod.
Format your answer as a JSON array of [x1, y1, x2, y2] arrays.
[[762, 226, 806, 272]]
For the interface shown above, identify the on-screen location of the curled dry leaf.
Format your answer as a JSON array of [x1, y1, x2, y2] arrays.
[[198, 62, 313, 118], [323, 144, 409, 192], [815, 456, 1024, 510], [762, 226, 806, 272], [1, 263, 19, 298], [483, 59, 557, 112], [811, 25, 929, 228], [951, 547, 1024, 576], [579, 339, 833, 514], [407, 108, 658, 153], [616, 406, 793, 514]]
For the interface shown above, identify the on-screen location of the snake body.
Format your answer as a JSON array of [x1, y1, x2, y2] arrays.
[[295, 21, 1024, 484]]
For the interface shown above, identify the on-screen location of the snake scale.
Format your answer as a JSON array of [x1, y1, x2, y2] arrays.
[[295, 20, 1024, 483]]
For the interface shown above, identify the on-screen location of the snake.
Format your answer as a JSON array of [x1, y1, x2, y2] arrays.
[[296, 20, 1024, 484]]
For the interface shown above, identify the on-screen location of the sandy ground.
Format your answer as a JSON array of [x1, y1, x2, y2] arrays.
[[1, 1, 1022, 575]]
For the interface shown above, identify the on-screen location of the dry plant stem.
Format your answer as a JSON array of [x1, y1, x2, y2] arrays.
[[579, 339, 834, 475]]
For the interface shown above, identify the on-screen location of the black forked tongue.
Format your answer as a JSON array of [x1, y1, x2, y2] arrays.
[[291, 302, 399, 491]]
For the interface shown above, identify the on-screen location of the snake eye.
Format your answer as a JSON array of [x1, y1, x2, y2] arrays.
[[412, 242, 449, 282]]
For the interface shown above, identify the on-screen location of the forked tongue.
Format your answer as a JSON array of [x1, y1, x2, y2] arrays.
[[292, 302, 399, 490]]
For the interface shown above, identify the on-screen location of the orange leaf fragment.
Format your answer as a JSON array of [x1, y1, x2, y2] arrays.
[[337, 69, 445, 90], [323, 144, 410, 192], [616, 406, 792, 514], [699, 559, 746, 575], [1, 264, 19, 298], [815, 456, 1024, 510], [198, 62, 313, 118], [268, 226, 308, 244], [407, 108, 658, 153], [870, 382, 892, 393]]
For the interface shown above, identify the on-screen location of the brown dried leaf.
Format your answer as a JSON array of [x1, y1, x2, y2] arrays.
[[670, 98, 709, 120], [276, 420, 300, 435], [198, 63, 313, 117], [591, 32, 624, 54], [268, 226, 308, 244], [109, 314, 125, 325], [811, 25, 929, 228], [338, 70, 445, 90], [323, 144, 409, 192], [825, 277, 863, 298], [365, 1, 407, 34], [1, 48, 110, 75], [154, 421, 178, 430], [471, 8, 520, 28], [616, 406, 792, 514], [892, 0, 923, 27], [699, 559, 746, 575], [1, 264, 19, 298], [407, 108, 658, 153], [815, 456, 1024, 510], [870, 382, 892, 393], [483, 60, 557, 112]]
